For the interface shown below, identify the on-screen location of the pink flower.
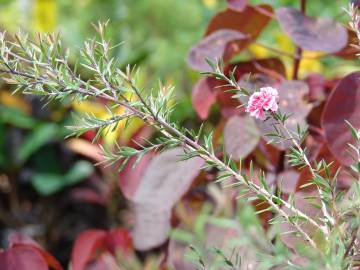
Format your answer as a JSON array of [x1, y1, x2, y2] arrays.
[[245, 86, 279, 120]]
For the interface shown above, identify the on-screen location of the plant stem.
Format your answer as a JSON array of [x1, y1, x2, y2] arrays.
[[0, 32, 324, 251], [292, 0, 306, 80], [275, 120, 335, 232]]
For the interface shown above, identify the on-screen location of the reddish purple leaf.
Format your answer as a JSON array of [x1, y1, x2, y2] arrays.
[[71, 187, 108, 205], [256, 80, 312, 150], [217, 85, 242, 118], [276, 7, 348, 53], [226, 58, 287, 81], [192, 58, 286, 120], [168, 222, 257, 269], [322, 71, 360, 166], [71, 230, 107, 270], [335, 29, 360, 59], [132, 148, 204, 250], [85, 254, 121, 270], [227, 0, 248, 12], [127, 125, 154, 149], [118, 153, 154, 200], [280, 192, 322, 250], [305, 73, 327, 102], [224, 115, 260, 160], [205, 5, 273, 38], [8, 233, 63, 270], [188, 29, 247, 72], [192, 77, 217, 119], [277, 170, 299, 194], [8, 232, 41, 249], [104, 229, 132, 255], [201, 5, 273, 63], [71, 228, 132, 270], [351, 0, 360, 8], [133, 205, 172, 251], [0, 246, 48, 270]]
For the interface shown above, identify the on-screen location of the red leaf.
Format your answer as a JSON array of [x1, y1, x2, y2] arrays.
[[168, 222, 256, 269], [217, 87, 242, 118], [305, 73, 327, 102], [276, 7, 348, 53], [71, 230, 107, 270], [277, 170, 300, 194], [322, 71, 360, 166], [227, 0, 248, 12], [8, 233, 63, 270], [192, 58, 286, 120], [335, 29, 360, 59], [84, 253, 121, 270], [188, 30, 247, 71], [71, 188, 108, 205], [0, 246, 48, 270], [70, 175, 111, 206], [205, 5, 273, 41], [192, 77, 217, 119], [295, 143, 349, 191], [8, 232, 41, 249], [223, 115, 260, 160], [104, 229, 132, 255], [127, 125, 154, 149], [280, 192, 322, 250], [226, 58, 286, 81], [219, 58, 287, 118], [118, 153, 154, 200], [351, 0, 360, 8], [204, 4, 272, 60], [132, 148, 204, 250], [256, 80, 312, 150]]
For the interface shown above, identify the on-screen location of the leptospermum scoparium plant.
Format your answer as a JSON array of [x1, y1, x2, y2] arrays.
[[0, 2, 360, 270]]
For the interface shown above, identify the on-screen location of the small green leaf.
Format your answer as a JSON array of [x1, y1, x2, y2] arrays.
[[31, 160, 94, 196], [18, 123, 60, 162]]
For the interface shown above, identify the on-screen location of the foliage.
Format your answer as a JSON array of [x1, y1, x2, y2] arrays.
[[0, 1, 360, 270]]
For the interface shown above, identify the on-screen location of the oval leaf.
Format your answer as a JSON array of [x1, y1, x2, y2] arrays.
[[322, 71, 360, 166], [256, 80, 312, 150], [224, 115, 260, 160], [8, 232, 63, 270], [118, 153, 154, 200], [227, 0, 248, 12], [132, 148, 204, 250], [85, 254, 121, 270], [0, 246, 48, 270], [280, 192, 322, 250], [188, 29, 247, 72], [71, 230, 107, 270], [192, 77, 218, 120], [203, 5, 273, 62], [206, 5, 273, 37], [104, 229, 132, 255], [276, 7, 348, 53]]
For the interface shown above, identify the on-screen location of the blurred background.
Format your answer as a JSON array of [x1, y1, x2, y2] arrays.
[[0, 0, 358, 267]]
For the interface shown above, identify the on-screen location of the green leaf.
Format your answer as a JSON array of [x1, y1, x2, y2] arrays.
[[18, 123, 60, 162], [31, 160, 94, 196], [0, 105, 38, 129]]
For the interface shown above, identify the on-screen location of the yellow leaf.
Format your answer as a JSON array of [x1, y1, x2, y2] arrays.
[[275, 33, 295, 79], [71, 100, 145, 145], [298, 51, 323, 78], [66, 138, 104, 163], [202, 0, 217, 8], [248, 43, 271, 58], [72, 100, 109, 119], [0, 91, 31, 114], [33, 0, 57, 32]]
